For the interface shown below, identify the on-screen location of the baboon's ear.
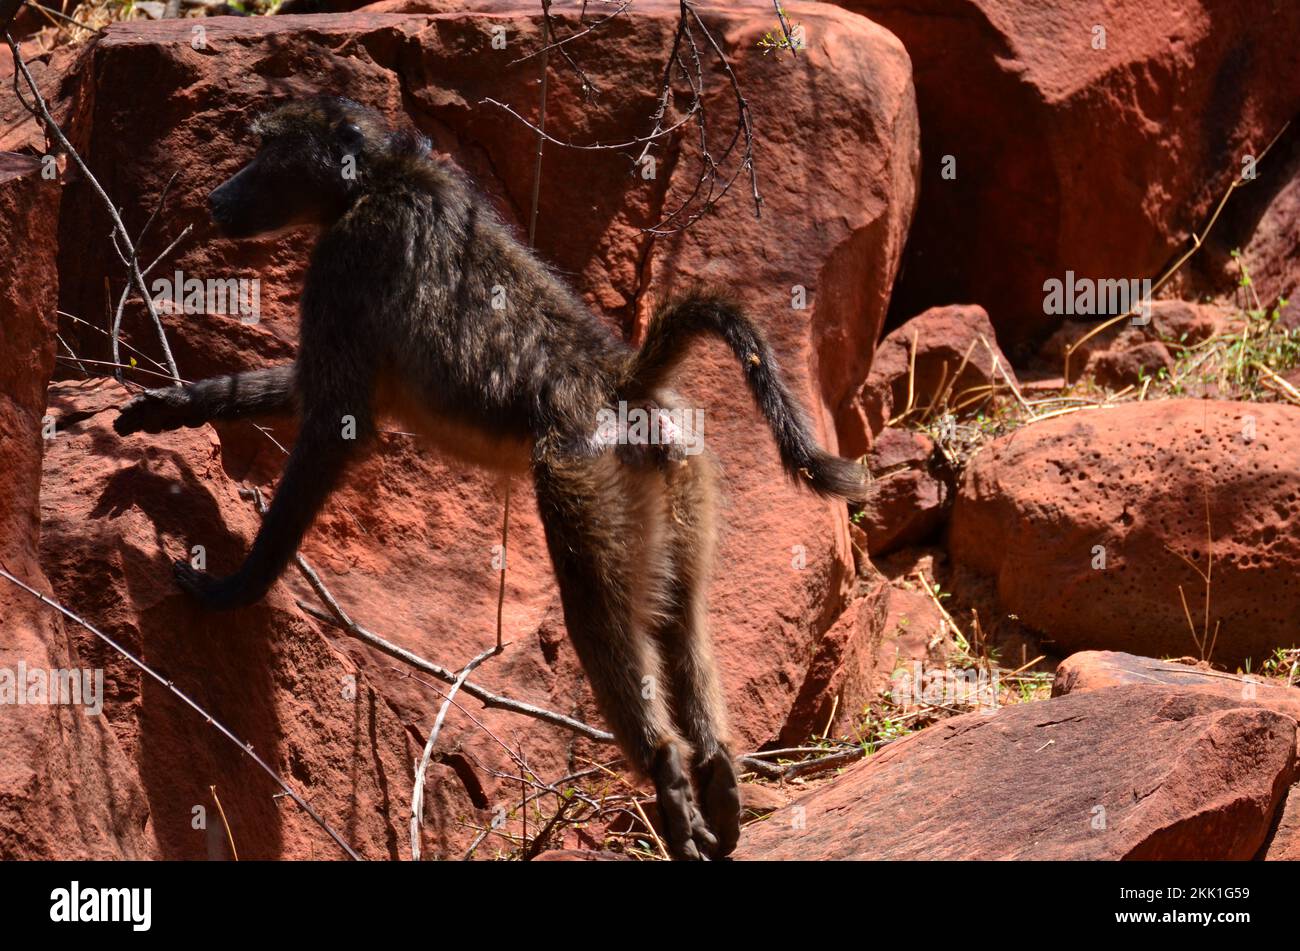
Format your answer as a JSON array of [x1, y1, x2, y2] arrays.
[[334, 121, 365, 150]]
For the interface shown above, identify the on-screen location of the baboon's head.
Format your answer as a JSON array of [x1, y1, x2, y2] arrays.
[[208, 97, 426, 238]]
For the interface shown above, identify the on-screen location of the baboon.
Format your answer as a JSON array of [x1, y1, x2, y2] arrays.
[[114, 98, 866, 860]]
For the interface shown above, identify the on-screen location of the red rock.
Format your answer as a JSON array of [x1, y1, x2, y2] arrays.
[[1189, 135, 1300, 318], [1053, 649, 1300, 861], [736, 685, 1296, 859], [1039, 299, 1225, 380], [35, 379, 478, 859], [4, 4, 921, 854], [950, 400, 1300, 666], [779, 569, 889, 744], [1055, 649, 1300, 719], [1085, 340, 1174, 388], [843, 304, 1014, 453], [0, 44, 78, 153], [1147, 300, 1227, 346], [0, 163, 151, 860], [834, 0, 1300, 352], [738, 782, 786, 819], [1264, 786, 1300, 861], [878, 584, 946, 667], [0, 161, 56, 565], [1239, 158, 1299, 315], [855, 427, 950, 555], [1054, 649, 1300, 723]]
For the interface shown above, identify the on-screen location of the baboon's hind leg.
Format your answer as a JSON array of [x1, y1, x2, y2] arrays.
[[533, 452, 717, 860], [658, 452, 741, 858]]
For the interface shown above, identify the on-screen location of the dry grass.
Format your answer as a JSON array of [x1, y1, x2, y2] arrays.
[[902, 273, 1295, 488]]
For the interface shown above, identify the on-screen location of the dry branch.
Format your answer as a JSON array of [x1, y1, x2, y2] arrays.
[[5, 31, 182, 384], [410, 641, 502, 860]]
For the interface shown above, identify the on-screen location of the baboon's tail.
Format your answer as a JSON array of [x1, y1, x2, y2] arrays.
[[621, 291, 867, 500]]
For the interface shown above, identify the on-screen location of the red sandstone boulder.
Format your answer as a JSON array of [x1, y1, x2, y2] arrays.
[[737, 685, 1296, 860], [0, 159, 151, 860], [855, 427, 950, 555], [950, 400, 1300, 666], [834, 0, 1300, 352], [842, 303, 1014, 453], [37, 379, 480, 859], [1053, 650, 1300, 710], [1053, 649, 1300, 860]]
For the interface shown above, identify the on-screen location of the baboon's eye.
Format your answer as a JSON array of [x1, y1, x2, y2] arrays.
[[335, 122, 365, 151]]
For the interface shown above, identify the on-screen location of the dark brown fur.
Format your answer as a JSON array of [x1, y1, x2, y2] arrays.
[[114, 97, 865, 860]]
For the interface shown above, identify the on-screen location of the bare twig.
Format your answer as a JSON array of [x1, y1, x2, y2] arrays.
[[111, 222, 193, 382], [296, 601, 612, 743], [739, 744, 875, 781], [485, 0, 761, 237], [59, 310, 171, 375], [508, 0, 632, 72], [209, 785, 239, 861], [411, 641, 502, 860], [6, 32, 182, 384], [55, 333, 89, 376]]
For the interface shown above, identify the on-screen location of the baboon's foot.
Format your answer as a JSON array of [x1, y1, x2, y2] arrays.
[[694, 747, 741, 858], [651, 743, 717, 861]]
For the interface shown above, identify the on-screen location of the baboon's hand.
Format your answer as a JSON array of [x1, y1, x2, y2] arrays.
[[694, 748, 741, 859], [172, 561, 258, 612], [651, 744, 717, 861], [114, 386, 199, 436]]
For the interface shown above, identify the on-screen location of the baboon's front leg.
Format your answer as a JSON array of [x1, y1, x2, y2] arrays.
[[114, 364, 297, 436], [172, 408, 366, 611]]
